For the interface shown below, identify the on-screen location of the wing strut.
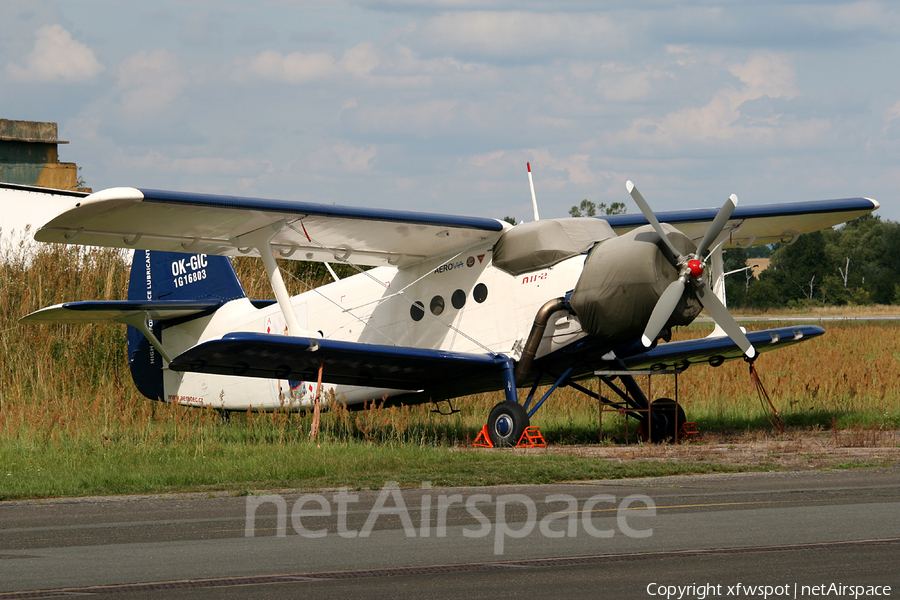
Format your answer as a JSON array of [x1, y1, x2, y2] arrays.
[[120, 313, 173, 363], [237, 221, 303, 336]]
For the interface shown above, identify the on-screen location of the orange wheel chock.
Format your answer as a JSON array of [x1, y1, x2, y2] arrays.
[[679, 422, 702, 441], [516, 426, 546, 448], [473, 424, 494, 448]]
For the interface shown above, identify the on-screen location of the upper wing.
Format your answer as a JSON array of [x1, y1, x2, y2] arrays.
[[34, 187, 508, 268], [604, 197, 879, 248], [34, 187, 877, 268]]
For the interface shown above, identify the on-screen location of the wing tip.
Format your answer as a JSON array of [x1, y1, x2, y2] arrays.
[[83, 187, 145, 205]]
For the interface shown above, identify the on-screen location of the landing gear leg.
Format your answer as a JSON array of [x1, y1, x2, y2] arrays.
[[487, 401, 530, 448]]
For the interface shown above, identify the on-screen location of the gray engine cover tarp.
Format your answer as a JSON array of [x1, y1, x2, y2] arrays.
[[492, 218, 616, 276], [568, 224, 702, 345]]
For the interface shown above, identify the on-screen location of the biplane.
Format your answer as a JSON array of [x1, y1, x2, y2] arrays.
[[20, 178, 878, 445]]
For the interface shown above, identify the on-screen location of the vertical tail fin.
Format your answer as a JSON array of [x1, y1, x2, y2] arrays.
[[127, 250, 246, 303], [127, 251, 246, 400]]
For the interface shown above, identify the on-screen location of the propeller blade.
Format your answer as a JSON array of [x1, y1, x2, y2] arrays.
[[626, 181, 685, 261], [694, 280, 756, 358], [695, 194, 738, 258], [641, 276, 687, 347]]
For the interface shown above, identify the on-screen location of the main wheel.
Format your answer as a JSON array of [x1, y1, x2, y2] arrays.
[[639, 398, 686, 443], [487, 401, 530, 447]]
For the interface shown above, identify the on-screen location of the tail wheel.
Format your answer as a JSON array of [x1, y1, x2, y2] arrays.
[[487, 401, 530, 448], [639, 398, 686, 443]]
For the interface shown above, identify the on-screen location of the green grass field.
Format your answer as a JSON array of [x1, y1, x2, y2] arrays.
[[1, 240, 898, 500]]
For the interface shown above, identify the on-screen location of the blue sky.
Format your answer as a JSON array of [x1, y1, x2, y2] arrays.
[[3, 0, 899, 222]]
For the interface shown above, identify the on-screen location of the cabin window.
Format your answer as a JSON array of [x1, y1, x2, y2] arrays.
[[430, 296, 445, 315], [410, 301, 425, 321], [451, 289, 466, 309], [473, 283, 488, 303]]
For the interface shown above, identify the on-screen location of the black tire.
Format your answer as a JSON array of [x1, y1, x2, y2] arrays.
[[640, 398, 686, 443], [487, 401, 530, 448]]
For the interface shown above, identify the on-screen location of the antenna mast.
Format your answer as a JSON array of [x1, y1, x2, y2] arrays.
[[527, 162, 540, 221]]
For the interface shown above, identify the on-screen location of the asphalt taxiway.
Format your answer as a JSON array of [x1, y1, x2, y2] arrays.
[[1, 469, 898, 599]]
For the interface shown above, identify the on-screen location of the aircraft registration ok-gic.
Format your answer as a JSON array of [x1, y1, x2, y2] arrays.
[[21, 175, 878, 446]]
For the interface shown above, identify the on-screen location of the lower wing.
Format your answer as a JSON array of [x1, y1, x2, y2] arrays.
[[169, 334, 512, 399], [168, 326, 823, 399], [612, 325, 824, 371]]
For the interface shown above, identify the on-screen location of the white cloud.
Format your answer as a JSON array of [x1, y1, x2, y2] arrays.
[[466, 149, 599, 187], [526, 148, 596, 186], [227, 40, 493, 92], [595, 64, 654, 102], [801, 1, 900, 34], [116, 150, 271, 177], [885, 100, 900, 122], [374, 44, 493, 88], [343, 99, 460, 138], [413, 11, 625, 58], [6, 24, 103, 83], [728, 52, 798, 101], [622, 52, 809, 146], [340, 42, 381, 77], [305, 143, 378, 174], [228, 50, 338, 84], [116, 50, 191, 116]]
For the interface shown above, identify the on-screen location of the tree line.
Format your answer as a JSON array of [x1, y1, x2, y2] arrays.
[[723, 214, 900, 308]]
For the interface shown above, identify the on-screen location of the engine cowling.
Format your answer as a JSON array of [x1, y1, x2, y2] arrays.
[[567, 224, 702, 346]]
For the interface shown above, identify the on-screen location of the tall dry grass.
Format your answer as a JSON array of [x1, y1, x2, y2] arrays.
[[1, 235, 135, 444]]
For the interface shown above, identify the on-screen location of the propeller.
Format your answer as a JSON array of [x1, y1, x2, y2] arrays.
[[627, 181, 756, 359]]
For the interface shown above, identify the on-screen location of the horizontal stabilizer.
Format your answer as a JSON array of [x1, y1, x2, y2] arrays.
[[20, 300, 223, 325], [169, 333, 510, 392], [611, 325, 825, 371]]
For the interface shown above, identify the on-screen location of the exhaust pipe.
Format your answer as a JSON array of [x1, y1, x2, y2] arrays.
[[514, 297, 568, 386]]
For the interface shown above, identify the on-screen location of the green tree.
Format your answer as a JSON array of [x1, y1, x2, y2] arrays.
[[723, 247, 749, 274], [569, 200, 596, 217], [722, 247, 750, 306], [769, 230, 835, 303], [720, 215, 900, 308], [746, 244, 773, 259], [568, 200, 626, 217]]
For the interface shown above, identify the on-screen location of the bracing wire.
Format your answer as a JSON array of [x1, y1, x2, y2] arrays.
[[285, 220, 497, 355]]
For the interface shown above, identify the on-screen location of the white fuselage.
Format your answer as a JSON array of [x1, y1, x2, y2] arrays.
[[161, 245, 588, 410]]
